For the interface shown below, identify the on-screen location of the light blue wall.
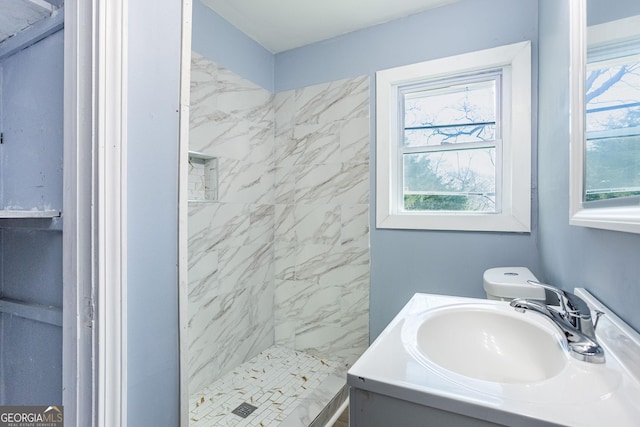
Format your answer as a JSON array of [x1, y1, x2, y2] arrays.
[[586, 0, 640, 26], [538, 0, 640, 333], [127, 0, 181, 425], [192, 0, 541, 341], [273, 0, 541, 339], [0, 29, 64, 405], [192, 0, 274, 91], [0, 30, 63, 212], [274, 0, 538, 92]]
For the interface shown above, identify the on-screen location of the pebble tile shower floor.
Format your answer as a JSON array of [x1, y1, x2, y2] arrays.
[[189, 346, 343, 426]]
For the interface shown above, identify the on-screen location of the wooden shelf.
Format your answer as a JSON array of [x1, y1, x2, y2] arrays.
[[0, 210, 61, 219]]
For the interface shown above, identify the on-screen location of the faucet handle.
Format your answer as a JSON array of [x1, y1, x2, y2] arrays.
[[514, 281, 605, 363], [526, 280, 592, 320], [526, 280, 568, 312], [593, 310, 605, 330]]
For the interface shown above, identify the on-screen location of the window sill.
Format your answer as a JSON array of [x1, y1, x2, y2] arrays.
[[570, 205, 640, 234], [376, 210, 531, 232]]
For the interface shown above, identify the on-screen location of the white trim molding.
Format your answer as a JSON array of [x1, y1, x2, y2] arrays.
[[62, 1, 97, 425], [178, 1, 193, 426], [569, 0, 640, 234], [96, 0, 128, 425], [63, 0, 127, 427], [62, 0, 130, 425]]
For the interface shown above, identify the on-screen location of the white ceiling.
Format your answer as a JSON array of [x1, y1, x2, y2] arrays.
[[0, 0, 56, 44], [201, 0, 460, 53]]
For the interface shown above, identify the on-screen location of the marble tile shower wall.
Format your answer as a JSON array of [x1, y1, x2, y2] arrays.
[[189, 52, 276, 393], [273, 76, 370, 368], [188, 51, 370, 393]]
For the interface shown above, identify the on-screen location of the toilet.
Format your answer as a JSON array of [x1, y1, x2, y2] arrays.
[[483, 267, 546, 301]]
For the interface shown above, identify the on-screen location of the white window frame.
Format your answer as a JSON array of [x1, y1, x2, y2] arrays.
[[376, 41, 531, 232], [569, 2, 640, 234]]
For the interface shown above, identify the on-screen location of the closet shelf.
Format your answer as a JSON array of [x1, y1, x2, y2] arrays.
[[0, 209, 61, 219], [0, 298, 62, 327]]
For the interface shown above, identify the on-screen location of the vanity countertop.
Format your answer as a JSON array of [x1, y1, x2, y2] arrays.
[[347, 291, 640, 427]]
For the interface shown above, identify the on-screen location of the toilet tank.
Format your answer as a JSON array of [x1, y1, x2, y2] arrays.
[[483, 267, 545, 301]]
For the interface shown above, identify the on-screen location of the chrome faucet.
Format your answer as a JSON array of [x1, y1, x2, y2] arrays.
[[510, 280, 605, 364]]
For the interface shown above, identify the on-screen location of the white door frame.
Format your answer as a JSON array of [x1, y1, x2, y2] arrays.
[[178, 1, 193, 426], [95, 0, 128, 425], [62, 1, 96, 425], [63, 0, 128, 425]]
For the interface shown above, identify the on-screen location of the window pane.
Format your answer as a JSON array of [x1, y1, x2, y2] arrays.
[[586, 57, 640, 133], [403, 148, 496, 212], [404, 79, 496, 147], [585, 54, 640, 202], [585, 134, 640, 201], [405, 124, 496, 147]]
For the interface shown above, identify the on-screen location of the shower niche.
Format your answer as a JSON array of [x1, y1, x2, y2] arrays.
[[188, 151, 218, 202]]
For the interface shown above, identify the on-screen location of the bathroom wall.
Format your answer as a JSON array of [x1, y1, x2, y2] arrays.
[[273, 76, 370, 367], [188, 52, 276, 393], [127, 0, 182, 424], [537, 0, 640, 332], [0, 29, 64, 405], [586, 0, 640, 26], [274, 0, 541, 339], [192, 0, 274, 92]]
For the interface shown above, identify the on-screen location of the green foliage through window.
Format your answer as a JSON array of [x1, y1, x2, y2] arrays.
[[404, 194, 470, 211]]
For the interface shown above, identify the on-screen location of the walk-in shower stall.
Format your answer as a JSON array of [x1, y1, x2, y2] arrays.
[[185, 34, 371, 426]]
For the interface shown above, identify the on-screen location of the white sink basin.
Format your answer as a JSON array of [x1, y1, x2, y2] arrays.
[[410, 304, 568, 383], [349, 293, 640, 427]]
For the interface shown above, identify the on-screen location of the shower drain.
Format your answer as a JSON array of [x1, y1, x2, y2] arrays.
[[232, 402, 258, 418]]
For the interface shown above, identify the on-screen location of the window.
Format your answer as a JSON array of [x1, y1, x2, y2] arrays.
[[376, 41, 531, 231], [584, 41, 640, 204], [402, 74, 500, 213], [569, 7, 640, 234]]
